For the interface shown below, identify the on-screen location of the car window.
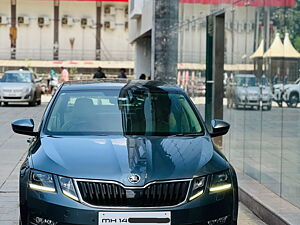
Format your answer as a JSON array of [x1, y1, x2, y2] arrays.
[[45, 89, 203, 136], [1, 73, 32, 83], [235, 76, 257, 87]]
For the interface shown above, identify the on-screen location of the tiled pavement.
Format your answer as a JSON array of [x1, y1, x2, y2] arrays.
[[0, 97, 266, 225]]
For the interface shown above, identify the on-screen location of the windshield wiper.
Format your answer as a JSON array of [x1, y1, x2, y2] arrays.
[[170, 133, 204, 137]]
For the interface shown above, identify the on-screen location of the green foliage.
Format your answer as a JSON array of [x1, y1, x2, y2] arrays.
[[70, 67, 78, 75], [272, 1, 300, 51], [294, 36, 300, 51]]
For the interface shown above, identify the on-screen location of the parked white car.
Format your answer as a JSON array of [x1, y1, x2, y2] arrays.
[[273, 78, 300, 108]]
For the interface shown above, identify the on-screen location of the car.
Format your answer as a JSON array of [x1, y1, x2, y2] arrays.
[[232, 74, 260, 110], [188, 79, 206, 97], [0, 70, 42, 106], [13, 80, 238, 225], [273, 78, 300, 108]]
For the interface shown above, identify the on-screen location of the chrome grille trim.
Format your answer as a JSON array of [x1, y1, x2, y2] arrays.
[[74, 178, 192, 209]]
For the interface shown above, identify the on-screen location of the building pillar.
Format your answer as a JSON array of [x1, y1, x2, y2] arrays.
[[53, 0, 59, 60], [96, 2, 102, 60], [151, 0, 179, 84], [10, 0, 16, 59], [205, 13, 225, 146]]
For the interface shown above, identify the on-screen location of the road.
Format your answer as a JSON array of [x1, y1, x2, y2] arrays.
[[0, 98, 266, 225]]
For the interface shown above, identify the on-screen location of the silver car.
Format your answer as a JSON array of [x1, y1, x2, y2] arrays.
[[260, 76, 272, 110], [0, 70, 42, 106], [233, 74, 260, 110]]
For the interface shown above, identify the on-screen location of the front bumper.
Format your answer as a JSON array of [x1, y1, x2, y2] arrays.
[[236, 98, 260, 106], [0, 94, 33, 102], [21, 178, 236, 225]]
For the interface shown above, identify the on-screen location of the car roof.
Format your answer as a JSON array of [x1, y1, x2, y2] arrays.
[[61, 80, 184, 93], [4, 70, 32, 74], [235, 74, 256, 77]]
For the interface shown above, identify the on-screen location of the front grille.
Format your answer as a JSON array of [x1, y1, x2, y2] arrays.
[[76, 180, 190, 207], [3, 97, 22, 99]]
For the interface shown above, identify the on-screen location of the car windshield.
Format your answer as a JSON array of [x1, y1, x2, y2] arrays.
[[260, 76, 269, 86], [45, 89, 203, 136], [1, 73, 32, 83], [235, 76, 257, 87]]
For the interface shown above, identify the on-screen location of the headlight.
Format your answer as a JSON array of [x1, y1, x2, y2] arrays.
[[209, 170, 232, 193], [23, 87, 30, 93], [189, 176, 206, 201], [59, 176, 79, 201], [29, 170, 56, 193]]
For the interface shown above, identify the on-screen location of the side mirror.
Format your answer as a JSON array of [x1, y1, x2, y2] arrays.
[[34, 78, 42, 83], [11, 118, 38, 136], [210, 120, 230, 137]]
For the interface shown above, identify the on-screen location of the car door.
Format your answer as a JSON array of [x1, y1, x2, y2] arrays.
[[32, 73, 42, 99]]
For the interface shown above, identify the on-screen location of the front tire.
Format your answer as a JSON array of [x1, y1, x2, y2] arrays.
[[29, 94, 37, 106], [288, 93, 299, 108]]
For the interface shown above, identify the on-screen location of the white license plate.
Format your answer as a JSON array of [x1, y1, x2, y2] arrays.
[[99, 211, 171, 225]]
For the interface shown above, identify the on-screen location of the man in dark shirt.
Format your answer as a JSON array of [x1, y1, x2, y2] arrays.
[[93, 67, 106, 79], [117, 68, 127, 79]]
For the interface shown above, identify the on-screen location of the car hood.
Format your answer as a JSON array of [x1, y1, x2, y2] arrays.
[[284, 84, 297, 89], [273, 84, 283, 89], [31, 136, 228, 186], [0, 82, 32, 89], [262, 86, 272, 94], [236, 86, 259, 94]]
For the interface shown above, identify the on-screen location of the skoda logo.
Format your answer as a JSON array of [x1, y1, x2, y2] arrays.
[[128, 174, 141, 184]]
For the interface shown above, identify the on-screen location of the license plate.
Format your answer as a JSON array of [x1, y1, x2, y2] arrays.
[[99, 211, 171, 225]]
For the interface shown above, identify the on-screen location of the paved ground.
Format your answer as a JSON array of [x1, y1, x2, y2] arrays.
[[0, 97, 266, 224]]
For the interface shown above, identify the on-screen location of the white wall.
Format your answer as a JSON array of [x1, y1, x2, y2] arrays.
[[0, 0, 11, 59], [101, 2, 133, 61], [17, 0, 54, 60], [59, 1, 96, 60], [135, 37, 151, 78], [128, 0, 152, 43], [0, 0, 133, 61]]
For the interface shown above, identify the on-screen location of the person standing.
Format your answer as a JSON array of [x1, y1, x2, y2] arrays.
[[117, 68, 127, 79], [226, 76, 234, 108], [93, 67, 106, 79], [273, 74, 278, 85], [61, 67, 69, 82], [49, 68, 58, 94], [139, 74, 146, 80]]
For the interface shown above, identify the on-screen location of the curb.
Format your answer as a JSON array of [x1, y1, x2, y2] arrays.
[[237, 171, 300, 225]]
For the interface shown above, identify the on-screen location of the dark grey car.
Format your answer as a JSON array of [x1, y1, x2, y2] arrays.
[[0, 70, 42, 106], [12, 80, 238, 225]]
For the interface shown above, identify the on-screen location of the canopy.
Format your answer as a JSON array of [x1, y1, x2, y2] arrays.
[[250, 39, 264, 59], [283, 33, 300, 58], [180, 0, 295, 6], [263, 33, 300, 58], [40, 0, 295, 5], [263, 33, 284, 58]]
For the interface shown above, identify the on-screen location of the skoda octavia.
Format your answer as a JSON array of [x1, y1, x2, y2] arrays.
[[13, 80, 238, 225]]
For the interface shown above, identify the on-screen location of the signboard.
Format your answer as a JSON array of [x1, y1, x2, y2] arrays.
[[180, 0, 295, 7]]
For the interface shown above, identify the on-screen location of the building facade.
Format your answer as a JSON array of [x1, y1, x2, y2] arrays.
[[0, 0, 133, 61]]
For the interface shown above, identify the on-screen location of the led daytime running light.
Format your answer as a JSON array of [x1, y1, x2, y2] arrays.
[[62, 190, 79, 201], [29, 183, 56, 193], [210, 184, 232, 192], [189, 190, 204, 201]]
